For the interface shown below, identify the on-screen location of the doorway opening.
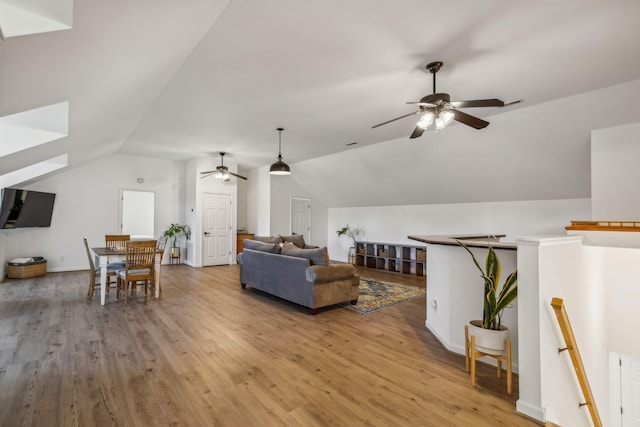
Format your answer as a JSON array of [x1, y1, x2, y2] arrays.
[[120, 189, 155, 238]]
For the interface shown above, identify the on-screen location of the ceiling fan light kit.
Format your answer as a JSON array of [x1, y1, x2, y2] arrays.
[[373, 61, 510, 138], [199, 152, 247, 181], [269, 127, 291, 176]]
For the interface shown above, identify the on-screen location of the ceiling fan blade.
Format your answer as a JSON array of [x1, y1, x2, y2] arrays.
[[504, 99, 523, 107], [200, 172, 216, 179], [200, 170, 215, 174], [372, 110, 420, 129], [406, 101, 436, 107], [230, 172, 248, 181], [450, 98, 504, 108], [452, 109, 490, 129], [409, 126, 425, 139]]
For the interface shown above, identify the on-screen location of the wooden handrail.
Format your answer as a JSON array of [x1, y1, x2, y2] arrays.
[[550, 297, 602, 427], [565, 220, 640, 232]]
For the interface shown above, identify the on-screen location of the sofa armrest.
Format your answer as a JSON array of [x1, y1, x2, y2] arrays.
[[306, 264, 355, 283], [303, 244, 319, 249]]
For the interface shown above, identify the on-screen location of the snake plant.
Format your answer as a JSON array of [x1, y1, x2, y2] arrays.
[[457, 240, 518, 330]]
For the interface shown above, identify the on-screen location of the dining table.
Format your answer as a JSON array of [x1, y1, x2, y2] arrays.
[[92, 246, 163, 305]]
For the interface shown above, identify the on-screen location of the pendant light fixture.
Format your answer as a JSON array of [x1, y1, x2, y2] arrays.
[[269, 127, 291, 175]]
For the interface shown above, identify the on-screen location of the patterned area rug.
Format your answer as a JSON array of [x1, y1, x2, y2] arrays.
[[339, 278, 426, 314]]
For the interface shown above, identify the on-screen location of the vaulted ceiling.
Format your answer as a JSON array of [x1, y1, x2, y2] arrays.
[[2, 0, 640, 178]]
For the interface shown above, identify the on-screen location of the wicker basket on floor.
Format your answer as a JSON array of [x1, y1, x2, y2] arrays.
[[7, 260, 47, 279]]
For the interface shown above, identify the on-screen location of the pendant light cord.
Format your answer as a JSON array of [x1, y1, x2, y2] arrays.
[[277, 127, 284, 160]]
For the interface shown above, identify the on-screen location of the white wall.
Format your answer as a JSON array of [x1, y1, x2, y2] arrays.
[[188, 156, 239, 267], [602, 247, 640, 358], [264, 80, 640, 259], [567, 229, 640, 248], [425, 243, 519, 368], [517, 235, 640, 426], [237, 168, 247, 231], [246, 166, 271, 236], [0, 153, 184, 275], [184, 159, 197, 265], [327, 199, 590, 262], [270, 170, 329, 247], [591, 122, 640, 219]]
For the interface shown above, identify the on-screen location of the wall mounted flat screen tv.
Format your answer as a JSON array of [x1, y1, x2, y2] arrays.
[[0, 188, 56, 229]]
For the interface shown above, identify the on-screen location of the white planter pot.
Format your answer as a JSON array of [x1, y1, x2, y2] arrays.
[[468, 320, 509, 355]]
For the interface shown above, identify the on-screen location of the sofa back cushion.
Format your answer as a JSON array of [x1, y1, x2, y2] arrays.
[[280, 234, 306, 248], [252, 235, 281, 244], [243, 239, 281, 253], [281, 242, 330, 266]]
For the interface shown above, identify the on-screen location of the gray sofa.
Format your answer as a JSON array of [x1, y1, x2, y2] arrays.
[[237, 243, 360, 314]]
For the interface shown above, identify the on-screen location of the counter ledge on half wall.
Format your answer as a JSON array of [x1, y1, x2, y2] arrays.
[[409, 233, 519, 373], [408, 234, 517, 250]]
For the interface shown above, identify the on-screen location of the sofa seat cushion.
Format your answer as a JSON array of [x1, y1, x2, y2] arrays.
[[243, 239, 281, 253], [306, 264, 356, 283], [281, 242, 330, 266]]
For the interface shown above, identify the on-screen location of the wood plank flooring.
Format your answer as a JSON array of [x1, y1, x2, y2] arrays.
[[0, 265, 540, 426]]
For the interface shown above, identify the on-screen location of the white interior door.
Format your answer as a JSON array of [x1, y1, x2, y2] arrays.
[[622, 354, 640, 427], [290, 197, 311, 244], [202, 193, 231, 266]]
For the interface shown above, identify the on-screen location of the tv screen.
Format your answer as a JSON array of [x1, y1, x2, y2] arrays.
[[0, 188, 56, 229]]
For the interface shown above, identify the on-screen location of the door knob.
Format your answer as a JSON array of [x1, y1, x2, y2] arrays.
[[204, 232, 210, 236]]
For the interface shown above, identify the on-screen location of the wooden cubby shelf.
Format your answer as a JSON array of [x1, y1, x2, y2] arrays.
[[355, 242, 426, 276]]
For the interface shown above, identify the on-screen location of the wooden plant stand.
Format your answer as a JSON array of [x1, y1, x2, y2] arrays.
[[464, 324, 512, 395]]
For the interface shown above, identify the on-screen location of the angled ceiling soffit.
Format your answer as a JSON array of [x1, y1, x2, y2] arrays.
[[0, 0, 73, 39]]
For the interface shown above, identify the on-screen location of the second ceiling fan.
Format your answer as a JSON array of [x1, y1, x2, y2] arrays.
[[373, 61, 514, 139], [200, 152, 247, 181]]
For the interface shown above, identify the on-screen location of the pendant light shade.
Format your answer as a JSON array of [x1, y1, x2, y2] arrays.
[[269, 127, 291, 175]]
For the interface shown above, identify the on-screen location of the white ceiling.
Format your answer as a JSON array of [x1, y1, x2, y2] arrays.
[[2, 0, 640, 175]]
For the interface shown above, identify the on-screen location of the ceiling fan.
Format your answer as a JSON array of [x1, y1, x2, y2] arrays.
[[200, 152, 247, 181], [372, 61, 519, 139]]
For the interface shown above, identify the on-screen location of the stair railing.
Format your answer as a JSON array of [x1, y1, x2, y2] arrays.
[[550, 297, 602, 427]]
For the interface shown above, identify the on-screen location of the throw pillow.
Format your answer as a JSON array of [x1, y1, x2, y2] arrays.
[[243, 239, 281, 253], [281, 242, 330, 266], [280, 234, 305, 248], [252, 235, 281, 244]]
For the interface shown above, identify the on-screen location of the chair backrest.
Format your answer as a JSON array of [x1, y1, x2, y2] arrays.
[[105, 234, 130, 250], [156, 236, 168, 262], [124, 240, 156, 272], [156, 236, 168, 252], [83, 237, 95, 270]]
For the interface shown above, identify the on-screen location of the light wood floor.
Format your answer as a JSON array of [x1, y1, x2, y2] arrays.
[[0, 265, 539, 426]]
